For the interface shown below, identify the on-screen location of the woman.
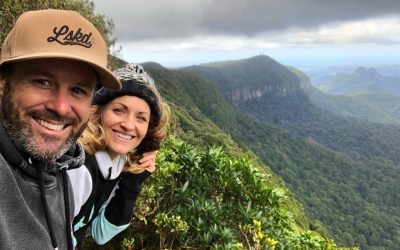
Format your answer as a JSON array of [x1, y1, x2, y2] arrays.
[[68, 63, 170, 246]]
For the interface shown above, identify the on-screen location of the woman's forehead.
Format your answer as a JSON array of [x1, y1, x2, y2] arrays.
[[108, 95, 151, 112]]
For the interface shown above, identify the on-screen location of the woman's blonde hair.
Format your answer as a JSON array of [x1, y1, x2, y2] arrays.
[[79, 64, 170, 174]]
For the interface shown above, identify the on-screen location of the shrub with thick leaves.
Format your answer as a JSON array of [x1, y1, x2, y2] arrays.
[[132, 136, 357, 249], [82, 136, 357, 250]]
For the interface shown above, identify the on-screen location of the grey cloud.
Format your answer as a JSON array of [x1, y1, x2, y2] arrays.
[[94, 0, 400, 41]]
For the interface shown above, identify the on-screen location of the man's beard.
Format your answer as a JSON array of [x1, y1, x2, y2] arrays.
[[0, 81, 87, 162]]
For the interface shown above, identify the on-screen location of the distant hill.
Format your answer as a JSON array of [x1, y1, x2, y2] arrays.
[[188, 55, 301, 106], [375, 64, 400, 78], [289, 65, 400, 125], [298, 65, 356, 84], [183, 55, 400, 249], [314, 66, 400, 95], [304, 86, 400, 125]]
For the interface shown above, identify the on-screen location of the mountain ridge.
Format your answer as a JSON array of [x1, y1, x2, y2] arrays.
[[314, 66, 400, 95], [185, 55, 301, 106]]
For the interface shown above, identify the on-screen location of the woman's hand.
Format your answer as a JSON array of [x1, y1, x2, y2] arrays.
[[137, 151, 157, 173]]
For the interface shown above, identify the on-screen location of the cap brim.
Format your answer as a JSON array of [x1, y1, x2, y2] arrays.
[[1, 52, 121, 90]]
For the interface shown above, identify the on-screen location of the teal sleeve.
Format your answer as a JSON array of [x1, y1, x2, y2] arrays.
[[90, 206, 129, 245], [72, 234, 77, 248]]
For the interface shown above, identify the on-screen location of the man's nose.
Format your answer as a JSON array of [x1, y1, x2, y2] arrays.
[[44, 89, 71, 116]]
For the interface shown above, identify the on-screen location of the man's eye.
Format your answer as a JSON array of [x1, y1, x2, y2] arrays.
[[71, 87, 87, 96], [34, 79, 50, 87]]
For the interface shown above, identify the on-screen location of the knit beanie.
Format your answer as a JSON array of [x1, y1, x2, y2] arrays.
[[92, 63, 160, 121]]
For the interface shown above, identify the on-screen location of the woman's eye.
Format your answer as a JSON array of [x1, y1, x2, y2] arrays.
[[113, 108, 124, 114], [138, 115, 148, 122]]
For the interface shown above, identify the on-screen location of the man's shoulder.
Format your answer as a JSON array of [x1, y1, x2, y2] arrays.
[[0, 152, 11, 173], [0, 152, 13, 183]]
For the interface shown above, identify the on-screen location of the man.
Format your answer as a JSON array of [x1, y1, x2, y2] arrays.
[[0, 9, 121, 250]]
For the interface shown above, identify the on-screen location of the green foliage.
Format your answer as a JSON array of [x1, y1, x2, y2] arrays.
[[121, 237, 135, 250], [238, 88, 400, 165], [153, 212, 189, 249], [83, 136, 350, 249]]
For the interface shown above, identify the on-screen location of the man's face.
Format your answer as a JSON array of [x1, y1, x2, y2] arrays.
[[0, 58, 97, 161]]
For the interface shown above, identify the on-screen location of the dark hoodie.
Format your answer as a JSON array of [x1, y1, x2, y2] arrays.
[[0, 124, 84, 250]]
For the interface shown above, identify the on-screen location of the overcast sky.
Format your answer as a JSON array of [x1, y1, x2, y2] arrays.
[[94, 0, 400, 68]]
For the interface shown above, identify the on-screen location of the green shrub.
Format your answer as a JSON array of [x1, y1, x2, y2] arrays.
[[81, 136, 356, 249]]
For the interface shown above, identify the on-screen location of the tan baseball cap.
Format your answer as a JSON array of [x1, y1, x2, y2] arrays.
[[0, 9, 121, 90]]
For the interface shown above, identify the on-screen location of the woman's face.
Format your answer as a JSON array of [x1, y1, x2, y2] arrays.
[[101, 95, 150, 160]]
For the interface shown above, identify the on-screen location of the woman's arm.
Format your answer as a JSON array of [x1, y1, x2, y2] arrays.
[[90, 152, 156, 245]]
